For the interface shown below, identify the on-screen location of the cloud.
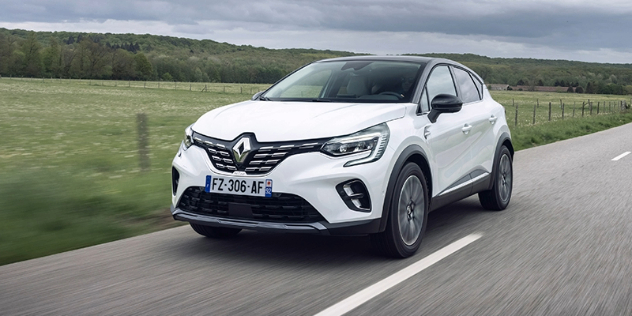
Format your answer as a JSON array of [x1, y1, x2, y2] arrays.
[[1, 0, 631, 62]]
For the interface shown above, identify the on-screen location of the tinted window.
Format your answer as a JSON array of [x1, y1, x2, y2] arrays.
[[453, 67, 481, 103], [426, 66, 456, 105]]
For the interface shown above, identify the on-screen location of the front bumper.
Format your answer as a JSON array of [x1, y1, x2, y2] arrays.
[[171, 142, 395, 233], [172, 205, 382, 235]]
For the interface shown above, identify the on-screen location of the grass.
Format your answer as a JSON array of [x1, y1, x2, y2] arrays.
[[0, 77, 630, 265]]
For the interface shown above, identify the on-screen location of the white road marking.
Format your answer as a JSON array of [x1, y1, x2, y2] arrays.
[[612, 151, 631, 161], [313, 233, 483, 316]]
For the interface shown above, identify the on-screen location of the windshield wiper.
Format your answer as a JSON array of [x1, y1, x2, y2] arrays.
[[259, 95, 271, 101], [310, 98, 331, 102]]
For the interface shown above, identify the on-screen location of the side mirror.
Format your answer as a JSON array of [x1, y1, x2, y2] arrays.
[[252, 91, 264, 100], [428, 94, 463, 123]]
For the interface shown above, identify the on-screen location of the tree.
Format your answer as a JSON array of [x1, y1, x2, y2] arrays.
[[585, 82, 595, 94], [42, 37, 61, 77], [111, 49, 135, 79], [566, 86, 574, 93], [60, 45, 76, 78], [537, 79, 544, 86], [0, 32, 15, 75], [516, 79, 525, 85], [162, 72, 173, 81], [19, 32, 43, 77], [134, 53, 152, 80], [81, 39, 108, 78], [575, 86, 584, 93]]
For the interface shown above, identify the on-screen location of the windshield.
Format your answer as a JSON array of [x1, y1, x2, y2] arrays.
[[261, 60, 425, 103]]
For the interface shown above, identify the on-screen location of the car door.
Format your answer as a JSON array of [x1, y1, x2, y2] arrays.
[[451, 67, 495, 176], [419, 65, 477, 198]]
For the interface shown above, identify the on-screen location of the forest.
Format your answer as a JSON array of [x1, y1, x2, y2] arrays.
[[1, 28, 631, 95]]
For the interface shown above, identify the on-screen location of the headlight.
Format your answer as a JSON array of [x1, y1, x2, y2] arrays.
[[182, 125, 194, 150], [321, 123, 390, 167]]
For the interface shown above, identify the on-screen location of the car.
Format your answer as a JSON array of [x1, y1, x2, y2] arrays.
[[170, 56, 513, 258]]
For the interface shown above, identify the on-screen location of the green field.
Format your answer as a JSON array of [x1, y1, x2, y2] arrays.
[[1, 78, 631, 265]]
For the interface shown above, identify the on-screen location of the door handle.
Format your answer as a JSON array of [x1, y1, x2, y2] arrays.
[[462, 124, 472, 134], [489, 115, 498, 124]]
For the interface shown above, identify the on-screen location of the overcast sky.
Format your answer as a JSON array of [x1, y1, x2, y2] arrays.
[[1, 0, 632, 63]]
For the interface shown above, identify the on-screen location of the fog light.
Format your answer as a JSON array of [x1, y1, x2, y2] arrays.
[[336, 179, 371, 212]]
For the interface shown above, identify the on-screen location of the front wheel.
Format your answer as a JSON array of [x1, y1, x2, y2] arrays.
[[479, 146, 513, 210], [371, 163, 429, 258], [190, 223, 241, 238]]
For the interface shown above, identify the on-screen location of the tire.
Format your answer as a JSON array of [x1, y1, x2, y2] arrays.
[[190, 223, 241, 238], [479, 146, 513, 211], [371, 163, 429, 258]]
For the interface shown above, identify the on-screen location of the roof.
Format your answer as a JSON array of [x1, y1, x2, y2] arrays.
[[319, 55, 435, 64]]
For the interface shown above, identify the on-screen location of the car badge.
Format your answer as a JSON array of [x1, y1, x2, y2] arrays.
[[233, 137, 251, 163]]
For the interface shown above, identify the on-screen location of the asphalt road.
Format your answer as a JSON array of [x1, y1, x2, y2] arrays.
[[2, 123, 632, 315]]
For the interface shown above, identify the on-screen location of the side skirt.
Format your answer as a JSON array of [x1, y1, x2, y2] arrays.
[[430, 172, 491, 211]]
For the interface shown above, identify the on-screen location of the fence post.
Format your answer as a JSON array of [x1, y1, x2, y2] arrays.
[[562, 103, 565, 119], [136, 113, 151, 172], [514, 99, 518, 127], [590, 100, 593, 115], [548, 102, 552, 121], [537, 98, 539, 108], [573, 101, 575, 117], [582, 102, 585, 117], [597, 102, 600, 115], [533, 103, 536, 124]]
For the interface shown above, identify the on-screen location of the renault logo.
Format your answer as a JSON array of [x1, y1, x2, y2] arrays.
[[233, 137, 251, 163]]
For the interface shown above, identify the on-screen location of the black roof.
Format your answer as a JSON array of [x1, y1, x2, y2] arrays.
[[319, 55, 436, 64]]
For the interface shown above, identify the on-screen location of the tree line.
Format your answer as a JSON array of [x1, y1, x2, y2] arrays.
[[0, 30, 311, 83], [1, 29, 631, 95]]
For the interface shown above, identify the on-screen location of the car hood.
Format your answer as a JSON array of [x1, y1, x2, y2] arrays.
[[192, 100, 407, 141]]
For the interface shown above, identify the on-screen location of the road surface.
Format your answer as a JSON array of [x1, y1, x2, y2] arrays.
[[2, 122, 632, 315]]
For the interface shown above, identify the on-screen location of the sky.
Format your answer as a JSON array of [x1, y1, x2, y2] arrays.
[[1, 0, 632, 63]]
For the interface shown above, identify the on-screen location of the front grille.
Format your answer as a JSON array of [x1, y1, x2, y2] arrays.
[[192, 132, 328, 175], [177, 187, 325, 222]]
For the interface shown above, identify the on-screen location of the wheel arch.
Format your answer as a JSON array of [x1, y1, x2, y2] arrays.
[[378, 145, 431, 232], [487, 132, 513, 191]]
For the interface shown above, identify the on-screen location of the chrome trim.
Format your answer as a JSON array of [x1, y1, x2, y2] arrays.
[[173, 210, 327, 233], [439, 172, 490, 196]]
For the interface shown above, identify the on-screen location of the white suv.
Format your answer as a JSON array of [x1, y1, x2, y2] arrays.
[[171, 56, 513, 257]]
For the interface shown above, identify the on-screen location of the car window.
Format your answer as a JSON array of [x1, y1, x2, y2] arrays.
[[419, 87, 430, 113], [263, 60, 425, 103], [453, 67, 481, 103], [475, 76, 484, 99], [426, 65, 457, 105]]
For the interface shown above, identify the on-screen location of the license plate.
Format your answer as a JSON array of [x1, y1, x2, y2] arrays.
[[205, 175, 272, 197]]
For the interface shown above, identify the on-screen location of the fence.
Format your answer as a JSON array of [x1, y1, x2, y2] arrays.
[[0, 75, 270, 96], [502, 98, 631, 127]]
